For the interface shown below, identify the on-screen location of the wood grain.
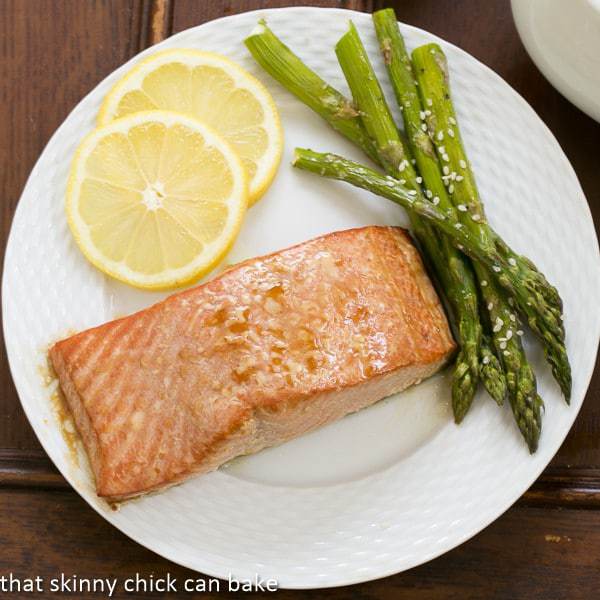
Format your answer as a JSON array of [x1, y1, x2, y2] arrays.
[[0, 0, 149, 451], [0, 488, 599, 599], [147, 0, 174, 45], [4, 452, 600, 508], [171, 0, 376, 33], [0, 0, 599, 594]]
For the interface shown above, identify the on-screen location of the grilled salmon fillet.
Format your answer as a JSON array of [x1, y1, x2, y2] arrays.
[[50, 226, 455, 500]]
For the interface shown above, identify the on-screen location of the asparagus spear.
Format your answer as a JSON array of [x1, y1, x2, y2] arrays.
[[373, 7, 540, 444], [246, 20, 481, 419], [371, 8, 505, 409], [334, 22, 484, 420], [292, 146, 568, 391], [410, 44, 565, 323], [411, 43, 570, 401], [245, 20, 378, 163], [409, 42, 562, 321], [479, 334, 507, 406], [393, 29, 544, 445], [481, 276, 544, 451]]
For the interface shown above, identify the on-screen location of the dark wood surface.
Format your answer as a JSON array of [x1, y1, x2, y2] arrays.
[[1, 0, 598, 596]]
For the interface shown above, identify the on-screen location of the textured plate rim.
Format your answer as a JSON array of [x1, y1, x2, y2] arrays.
[[3, 6, 600, 589]]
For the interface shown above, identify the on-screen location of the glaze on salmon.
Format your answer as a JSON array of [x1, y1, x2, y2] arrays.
[[50, 226, 455, 500]]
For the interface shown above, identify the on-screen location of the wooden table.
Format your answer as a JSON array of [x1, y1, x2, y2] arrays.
[[1, 1, 599, 597]]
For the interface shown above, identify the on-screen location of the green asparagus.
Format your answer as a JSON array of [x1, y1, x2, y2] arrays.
[[371, 5, 541, 445], [372, 8, 506, 414], [244, 20, 378, 163], [291, 146, 569, 389], [479, 335, 507, 406], [246, 20, 482, 420], [411, 43, 570, 402], [247, 17, 568, 452], [335, 22, 484, 420], [401, 30, 543, 446], [480, 276, 543, 451]]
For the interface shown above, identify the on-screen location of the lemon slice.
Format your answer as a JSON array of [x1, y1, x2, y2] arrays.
[[67, 110, 248, 290], [98, 49, 283, 204]]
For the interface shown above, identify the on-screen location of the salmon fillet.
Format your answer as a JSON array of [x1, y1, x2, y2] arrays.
[[50, 226, 455, 500]]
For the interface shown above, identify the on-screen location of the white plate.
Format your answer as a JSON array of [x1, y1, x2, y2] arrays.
[[3, 7, 600, 589], [512, 0, 600, 123]]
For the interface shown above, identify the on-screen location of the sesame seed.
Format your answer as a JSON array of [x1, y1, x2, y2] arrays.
[[493, 265, 501, 272], [472, 214, 481, 221], [454, 221, 461, 228], [437, 131, 444, 141], [433, 196, 440, 205], [506, 330, 513, 339], [449, 116, 457, 125], [425, 109, 432, 116], [503, 350, 510, 356], [459, 159, 467, 169], [450, 171, 457, 180], [419, 110, 426, 120], [509, 314, 516, 322], [482, 356, 490, 365], [449, 184, 455, 193], [448, 128, 455, 137], [508, 257, 517, 266], [495, 317, 504, 326], [408, 189, 417, 195], [400, 179, 406, 184], [457, 244, 464, 250], [493, 324, 502, 333], [416, 176, 423, 183], [421, 123, 427, 132], [426, 189, 433, 198], [443, 153, 450, 162], [439, 145, 446, 153], [427, 98, 433, 106], [481, 279, 488, 287], [458, 204, 467, 212], [456, 175, 464, 182], [499, 341, 507, 350], [516, 330, 524, 336], [399, 160, 407, 171], [508, 298, 515, 306], [443, 165, 450, 175], [487, 302, 493, 310]]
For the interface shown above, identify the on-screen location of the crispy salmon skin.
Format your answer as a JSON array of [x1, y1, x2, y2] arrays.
[[50, 226, 455, 500]]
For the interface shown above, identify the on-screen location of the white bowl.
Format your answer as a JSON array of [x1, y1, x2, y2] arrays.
[[512, 0, 600, 122]]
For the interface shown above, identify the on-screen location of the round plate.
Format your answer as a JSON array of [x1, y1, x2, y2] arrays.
[[3, 7, 600, 588], [512, 0, 600, 123]]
